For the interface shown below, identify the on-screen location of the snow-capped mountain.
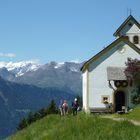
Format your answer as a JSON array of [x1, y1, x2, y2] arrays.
[[0, 60, 41, 77], [13, 61, 83, 95], [0, 60, 83, 95], [0, 60, 81, 77], [43, 61, 80, 72]]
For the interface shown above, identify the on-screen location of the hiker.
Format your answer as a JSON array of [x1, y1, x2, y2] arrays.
[[72, 98, 79, 116], [59, 99, 64, 116], [62, 100, 68, 116]]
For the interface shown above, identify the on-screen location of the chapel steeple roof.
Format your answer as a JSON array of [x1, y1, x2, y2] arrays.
[[113, 15, 140, 37]]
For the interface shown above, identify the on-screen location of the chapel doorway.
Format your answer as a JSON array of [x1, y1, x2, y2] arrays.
[[115, 91, 126, 112]]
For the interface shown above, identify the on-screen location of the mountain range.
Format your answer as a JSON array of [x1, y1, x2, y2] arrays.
[[0, 60, 41, 77], [0, 60, 83, 139], [0, 61, 82, 95]]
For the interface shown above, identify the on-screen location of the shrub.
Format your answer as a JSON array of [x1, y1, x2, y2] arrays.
[[125, 58, 140, 104]]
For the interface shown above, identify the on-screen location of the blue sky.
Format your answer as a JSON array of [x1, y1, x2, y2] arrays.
[[0, 0, 140, 64]]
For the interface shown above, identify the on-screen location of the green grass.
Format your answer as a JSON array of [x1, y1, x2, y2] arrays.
[[117, 104, 140, 121], [7, 112, 140, 140]]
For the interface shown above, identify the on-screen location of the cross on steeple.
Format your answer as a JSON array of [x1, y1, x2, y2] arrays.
[[127, 8, 132, 17]]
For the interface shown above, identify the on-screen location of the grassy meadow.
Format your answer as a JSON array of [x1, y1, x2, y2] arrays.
[[7, 112, 140, 140], [117, 104, 140, 121]]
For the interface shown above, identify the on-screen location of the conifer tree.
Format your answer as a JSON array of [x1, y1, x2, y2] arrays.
[[47, 100, 58, 114], [17, 118, 28, 130]]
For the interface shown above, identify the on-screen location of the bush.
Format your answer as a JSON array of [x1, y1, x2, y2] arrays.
[[125, 58, 140, 104], [132, 95, 140, 105], [125, 58, 140, 81]]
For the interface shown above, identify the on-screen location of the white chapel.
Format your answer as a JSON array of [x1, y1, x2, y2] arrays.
[[81, 15, 140, 113]]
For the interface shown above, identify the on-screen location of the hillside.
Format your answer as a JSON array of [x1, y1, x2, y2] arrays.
[[0, 76, 74, 139], [7, 112, 140, 140]]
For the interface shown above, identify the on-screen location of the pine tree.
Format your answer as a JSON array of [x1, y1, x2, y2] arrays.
[[47, 100, 58, 114], [26, 111, 35, 124], [17, 118, 28, 130], [38, 108, 47, 118]]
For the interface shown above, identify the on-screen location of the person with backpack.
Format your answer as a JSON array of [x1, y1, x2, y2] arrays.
[[72, 98, 79, 116], [62, 100, 68, 116], [59, 99, 64, 116]]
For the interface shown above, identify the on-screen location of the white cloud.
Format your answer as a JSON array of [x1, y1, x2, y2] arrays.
[[70, 59, 80, 63], [0, 53, 16, 58]]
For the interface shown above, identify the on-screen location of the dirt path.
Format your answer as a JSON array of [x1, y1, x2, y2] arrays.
[[101, 116, 140, 126]]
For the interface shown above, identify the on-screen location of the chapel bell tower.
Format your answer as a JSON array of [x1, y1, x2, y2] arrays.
[[113, 15, 140, 48]]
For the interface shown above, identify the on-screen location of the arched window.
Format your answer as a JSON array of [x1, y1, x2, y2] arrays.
[[133, 36, 139, 44]]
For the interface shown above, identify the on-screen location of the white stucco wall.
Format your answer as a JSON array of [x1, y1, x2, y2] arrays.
[[82, 70, 88, 111], [87, 41, 140, 110]]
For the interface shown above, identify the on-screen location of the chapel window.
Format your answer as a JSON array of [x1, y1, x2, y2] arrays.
[[133, 36, 139, 44], [102, 96, 109, 104]]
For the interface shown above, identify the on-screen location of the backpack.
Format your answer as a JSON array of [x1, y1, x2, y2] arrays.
[[63, 102, 68, 109]]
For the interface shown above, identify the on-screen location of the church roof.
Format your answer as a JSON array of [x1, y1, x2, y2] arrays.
[[113, 15, 140, 37], [107, 67, 126, 81], [81, 36, 140, 72]]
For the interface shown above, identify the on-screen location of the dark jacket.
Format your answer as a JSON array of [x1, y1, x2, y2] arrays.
[[72, 101, 79, 109]]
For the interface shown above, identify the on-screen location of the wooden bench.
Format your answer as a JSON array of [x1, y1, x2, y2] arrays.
[[90, 108, 112, 114], [117, 111, 125, 114]]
